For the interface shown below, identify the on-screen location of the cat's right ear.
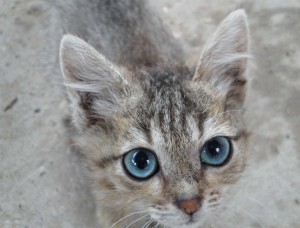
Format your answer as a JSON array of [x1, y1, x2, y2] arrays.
[[193, 9, 251, 110], [60, 35, 127, 130]]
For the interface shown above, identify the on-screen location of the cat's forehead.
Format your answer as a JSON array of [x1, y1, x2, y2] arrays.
[[122, 67, 229, 152], [135, 67, 221, 129]]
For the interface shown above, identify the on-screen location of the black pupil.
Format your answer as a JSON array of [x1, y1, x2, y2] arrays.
[[207, 140, 222, 157], [133, 151, 149, 169]]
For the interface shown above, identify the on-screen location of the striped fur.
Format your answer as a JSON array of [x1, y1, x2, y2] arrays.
[[60, 3, 251, 227]]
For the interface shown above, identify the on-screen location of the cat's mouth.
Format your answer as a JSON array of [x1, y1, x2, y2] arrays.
[[168, 215, 199, 228], [184, 217, 197, 226]]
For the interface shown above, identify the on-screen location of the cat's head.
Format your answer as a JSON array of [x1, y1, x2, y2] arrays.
[[60, 9, 250, 228]]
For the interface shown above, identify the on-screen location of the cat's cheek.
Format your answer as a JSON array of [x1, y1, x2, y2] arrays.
[[145, 177, 164, 196], [111, 161, 163, 196], [203, 141, 246, 185]]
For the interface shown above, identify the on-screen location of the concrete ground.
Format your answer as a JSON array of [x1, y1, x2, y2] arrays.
[[1, 0, 300, 227]]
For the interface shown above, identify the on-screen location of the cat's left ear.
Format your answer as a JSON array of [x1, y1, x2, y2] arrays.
[[194, 9, 251, 109], [60, 35, 128, 130]]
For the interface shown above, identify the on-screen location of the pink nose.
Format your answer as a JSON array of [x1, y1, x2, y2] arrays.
[[176, 196, 201, 215]]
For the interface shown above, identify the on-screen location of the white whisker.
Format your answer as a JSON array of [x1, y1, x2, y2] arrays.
[[142, 218, 153, 228], [225, 205, 265, 228], [246, 196, 284, 227], [246, 196, 269, 211], [109, 210, 147, 228], [124, 214, 149, 228]]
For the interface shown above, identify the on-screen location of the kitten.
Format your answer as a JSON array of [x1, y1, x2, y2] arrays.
[[59, 1, 251, 227]]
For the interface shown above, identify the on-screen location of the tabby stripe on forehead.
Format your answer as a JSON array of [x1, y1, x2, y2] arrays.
[[95, 155, 118, 168], [179, 88, 208, 134], [195, 112, 207, 134], [156, 90, 189, 142]]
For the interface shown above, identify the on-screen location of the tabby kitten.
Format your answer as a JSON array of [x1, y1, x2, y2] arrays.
[[60, 1, 250, 227]]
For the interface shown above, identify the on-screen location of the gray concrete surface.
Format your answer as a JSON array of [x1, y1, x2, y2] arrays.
[[1, 0, 300, 227]]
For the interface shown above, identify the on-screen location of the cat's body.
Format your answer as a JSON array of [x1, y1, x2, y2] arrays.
[[59, 0, 183, 68], [59, 1, 251, 227]]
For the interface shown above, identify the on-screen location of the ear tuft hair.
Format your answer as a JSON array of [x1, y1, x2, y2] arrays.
[[194, 9, 251, 109], [60, 35, 127, 129]]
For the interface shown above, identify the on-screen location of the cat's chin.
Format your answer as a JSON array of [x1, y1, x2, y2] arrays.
[[149, 205, 211, 228], [160, 219, 204, 228], [152, 214, 206, 228], [174, 220, 203, 228]]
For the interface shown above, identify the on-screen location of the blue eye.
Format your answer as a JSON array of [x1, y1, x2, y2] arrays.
[[201, 137, 232, 166], [122, 148, 159, 180]]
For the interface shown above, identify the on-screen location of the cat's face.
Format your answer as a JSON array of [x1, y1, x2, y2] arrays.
[[73, 67, 248, 228], [60, 9, 250, 227]]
